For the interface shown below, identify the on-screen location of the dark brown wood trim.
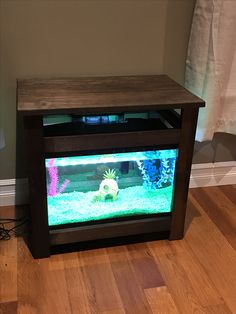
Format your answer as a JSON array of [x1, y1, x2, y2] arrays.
[[158, 109, 181, 128], [170, 107, 199, 240], [17, 103, 203, 116], [44, 129, 181, 153], [17, 75, 205, 114], [23, 116, 50, 258], [49, 216, 171, 246]]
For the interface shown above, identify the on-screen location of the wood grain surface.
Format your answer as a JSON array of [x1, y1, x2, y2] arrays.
[[1, 185, 235, 313], [44, 129, 181, 154], [17, 75, 205, 115]]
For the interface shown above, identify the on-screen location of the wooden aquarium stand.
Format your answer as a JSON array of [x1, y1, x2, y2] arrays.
[[17, 75, 205, 258]]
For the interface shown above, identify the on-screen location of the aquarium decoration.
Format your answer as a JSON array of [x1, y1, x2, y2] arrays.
[[47, 158, 70, 196], [45, 149, 178, 226], [136, 151, 176, 190], [157, 158, 171, 188], [93, 169, 119, 202]]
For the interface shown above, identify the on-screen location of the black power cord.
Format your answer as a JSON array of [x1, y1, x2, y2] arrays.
[[0, 216, 28, 240]]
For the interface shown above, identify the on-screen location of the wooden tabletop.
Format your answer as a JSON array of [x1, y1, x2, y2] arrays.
[[17, 75, 205, 115]]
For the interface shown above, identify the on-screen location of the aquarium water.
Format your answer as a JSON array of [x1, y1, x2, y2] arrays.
[[45, 149, 178, 226]]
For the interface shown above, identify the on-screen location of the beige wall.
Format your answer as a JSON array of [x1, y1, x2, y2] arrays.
[[164, 0, 196, 83], [0, 0, 195, 180]]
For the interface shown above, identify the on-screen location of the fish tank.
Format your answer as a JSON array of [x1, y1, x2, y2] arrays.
[[45, 149, 178, 227]]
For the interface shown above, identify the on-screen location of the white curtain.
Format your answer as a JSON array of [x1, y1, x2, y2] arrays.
[[185, 0, 236, 141]]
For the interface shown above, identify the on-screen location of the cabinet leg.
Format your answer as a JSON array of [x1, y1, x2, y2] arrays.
[[24, 116, 50, 258], [170, 107, 199, 240]]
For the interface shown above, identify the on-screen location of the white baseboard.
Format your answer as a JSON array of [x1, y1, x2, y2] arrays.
[[0, 162, 235, 207], [190, 161, 236, 188], [0, 178, 28, 207]]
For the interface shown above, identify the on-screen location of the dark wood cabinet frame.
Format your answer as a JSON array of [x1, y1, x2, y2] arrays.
[[17, 75, 205, 258]]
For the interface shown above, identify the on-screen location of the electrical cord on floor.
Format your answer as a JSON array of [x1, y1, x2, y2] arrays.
[[0, 216, 28, 240]]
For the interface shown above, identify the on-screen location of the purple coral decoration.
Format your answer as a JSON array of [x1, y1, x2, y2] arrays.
[[48, 158, 70, 196]]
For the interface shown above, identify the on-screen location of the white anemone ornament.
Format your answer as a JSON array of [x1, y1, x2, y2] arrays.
[[93, 169, 119, 202]]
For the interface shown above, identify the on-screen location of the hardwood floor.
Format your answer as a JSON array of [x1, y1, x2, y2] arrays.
[[0, 185, 236, 313]]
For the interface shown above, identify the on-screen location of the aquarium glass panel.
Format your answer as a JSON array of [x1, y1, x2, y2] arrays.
[[45, 149, 178, 226]]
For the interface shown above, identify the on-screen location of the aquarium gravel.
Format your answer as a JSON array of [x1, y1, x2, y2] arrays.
[[47, 185, 173, 226]]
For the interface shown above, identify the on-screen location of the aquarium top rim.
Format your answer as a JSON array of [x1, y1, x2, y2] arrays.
[[45, 149, 178, 167], [17, 75, 205, 114]]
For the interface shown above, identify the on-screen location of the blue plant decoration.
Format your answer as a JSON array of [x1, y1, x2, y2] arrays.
[[136, 150, 177, 190]]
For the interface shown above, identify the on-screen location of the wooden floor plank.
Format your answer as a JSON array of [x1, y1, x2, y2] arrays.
[[0, 301, 17, 314], [0, 238, 17, 304], [192, 186, 236, 221], [81, 262, 123, 313], [78, 248, 110, 267], [203, 303, 233, 314], [205, 186, 236, 223], [220, 184, 236, 205], [108, 246, 152, 314], [186, 192, 236, 313], [99, 310, 125, 314], [17, 238, 72, 314], [144, 286, 179, 314], [150, 248, 207, 313], [156, 239, 225, 307], [191, 187, 236, 250], [127, 243, 165, 289], [0, 185, 236, 313], [62, 253, 91, 314]]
